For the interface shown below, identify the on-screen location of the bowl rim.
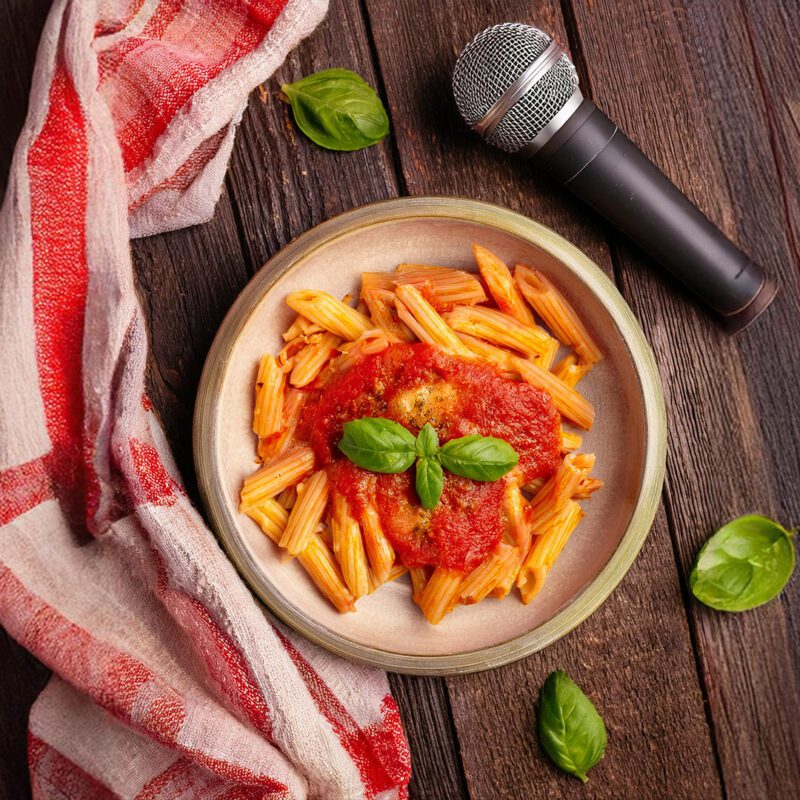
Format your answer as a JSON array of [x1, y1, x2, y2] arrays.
[[193, 196, 667, 675]]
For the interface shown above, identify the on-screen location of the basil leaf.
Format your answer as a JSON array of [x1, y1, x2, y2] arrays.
[[281, 68, 389, 151], [415, 423, 439, 458], [415, 457, 443, 510], [538, 670, 607, 783], [689, 514, 796, 612], [338, 417, 416, 473], [439, 435, 519, 481]]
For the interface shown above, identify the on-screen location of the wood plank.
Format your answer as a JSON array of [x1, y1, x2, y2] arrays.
[[364, 1, 722, 796], [221, 2, 467, 796], [566, 0, 800, 796], [0, 3, 55, 799]]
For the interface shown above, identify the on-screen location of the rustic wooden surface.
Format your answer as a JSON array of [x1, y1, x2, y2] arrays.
[[2, 1, 799, 797]]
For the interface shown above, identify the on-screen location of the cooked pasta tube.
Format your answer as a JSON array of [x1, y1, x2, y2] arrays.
[[418, 567, 462, 624], [334, 329, 393, 373], [445, 304, 554, 360], [534, 334, 560, 371], [286, 290, 373, 341], [279, 470, 330, 555], [362, 288, 414, 342], [368, 563, 408, 593], [490, 546, 524, 599], [282, 314, 323, 342], [459, 543, 518, 605], [394, 284, 472, 356], [515, 265, 603, 365], [258, 388, 305, 463], [360, 271, 396, 292], [331, 494, 370, 598], [513, 358, 595, 430], [290, 332, 341, 387], [393, 265, 486, 308], [297, 533, 356, 613], [504, 482, 532, 552], [528, 453, 594, 532], [561, 429, 583, 452], [252, 355, 284, 437], [552, 353, 592, 388], [277, 484, 297, 510], [473, 244, 534, 324], [574, 476, 604, 500], [518, 500, 584, 604], [361, 503, 396, 584], [240, 447, 314, 511], [409, 567, 429, 604], [244, 499, 289, 544]]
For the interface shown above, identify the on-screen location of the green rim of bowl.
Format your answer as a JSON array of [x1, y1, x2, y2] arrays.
[[193, 196, 667, 676]]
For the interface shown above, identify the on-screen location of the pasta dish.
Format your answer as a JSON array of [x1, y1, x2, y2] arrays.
[[239, 245, 601, 624]]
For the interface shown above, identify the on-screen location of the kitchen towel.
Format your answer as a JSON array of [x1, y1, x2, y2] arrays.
[[0, 0, 411, 797]]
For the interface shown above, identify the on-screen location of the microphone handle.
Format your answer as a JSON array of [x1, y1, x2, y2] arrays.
[[533, 99, 776, 332]]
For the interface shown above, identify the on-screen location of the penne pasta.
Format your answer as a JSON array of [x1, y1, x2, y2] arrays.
[[394, 284, 472, 356], [258, 388, 305, 463], [252, 354, 284, 438], [518, 500, 583, 604], [528, 452, 594, 533], [561, 429, 583, 453], [515, 264, 603, 365], [459, 543, 518, 605], [513, 358, 595, 430], [286, 289, 373, 341], [473, 244, 534, 324], [244, 499, 289, 544], [552, 353, 592, 388], [282, 314, 323, 342], [240, 447, 314, 511], [504, 482, 532, 552], [297, 533, 356, 613], [409, 567, 429, 604], [393, 264, 487, 308], [280, 470, 330, 555], [361, 503, 396, 584], [331, 494, 370, 598], [290, 332, 341, 387], [418, 567, 462, 624], [445, 304, 555, 361], [239, 248, 604, 622], [362, 287, 414, 342]]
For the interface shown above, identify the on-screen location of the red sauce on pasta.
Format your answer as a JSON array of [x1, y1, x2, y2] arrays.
[[297, 343, 561, 572]]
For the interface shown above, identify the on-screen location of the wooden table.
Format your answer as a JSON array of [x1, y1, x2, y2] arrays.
[[2, 1, 799, 797]]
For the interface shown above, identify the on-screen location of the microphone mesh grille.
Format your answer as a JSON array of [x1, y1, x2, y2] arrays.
[[452, 23, 579, 153]]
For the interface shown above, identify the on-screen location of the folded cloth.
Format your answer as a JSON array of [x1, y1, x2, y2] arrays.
[[0, 1, 411, 797]]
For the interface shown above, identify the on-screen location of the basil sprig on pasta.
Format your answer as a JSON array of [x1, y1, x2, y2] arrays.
[[338, 417, 518, 510]]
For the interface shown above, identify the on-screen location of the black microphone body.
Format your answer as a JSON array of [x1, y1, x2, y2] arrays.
[[533, 98, 774, 330]]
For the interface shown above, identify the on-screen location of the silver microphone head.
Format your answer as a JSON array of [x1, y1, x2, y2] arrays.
[[452, 23, 581, 156]]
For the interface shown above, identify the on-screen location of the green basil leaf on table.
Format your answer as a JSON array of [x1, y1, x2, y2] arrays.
[[415, 422, 440, 458], [538, 670, 607, 783], [689, 514, 796, 612], [281, 68, 389, 151], [415, 457, 444, 510], [439, 435, 519, 481], [338, 417, 416, 473]]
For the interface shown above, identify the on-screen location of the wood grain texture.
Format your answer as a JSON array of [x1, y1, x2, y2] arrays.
[[566, 0, 800, 795], [221, 2, 466, 796], [364, 0, 722, 796]]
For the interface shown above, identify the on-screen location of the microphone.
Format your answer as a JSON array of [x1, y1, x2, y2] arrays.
[[452, 23, 777, 333]]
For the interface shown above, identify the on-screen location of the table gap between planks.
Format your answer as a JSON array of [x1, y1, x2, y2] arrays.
[[1, 1, 799, 798]]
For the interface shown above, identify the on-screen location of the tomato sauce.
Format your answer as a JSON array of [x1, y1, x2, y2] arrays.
[[297, 343, 561, 572]]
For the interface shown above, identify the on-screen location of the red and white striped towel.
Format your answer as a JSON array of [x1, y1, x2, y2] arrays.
[[0, 1, 411, 797]]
